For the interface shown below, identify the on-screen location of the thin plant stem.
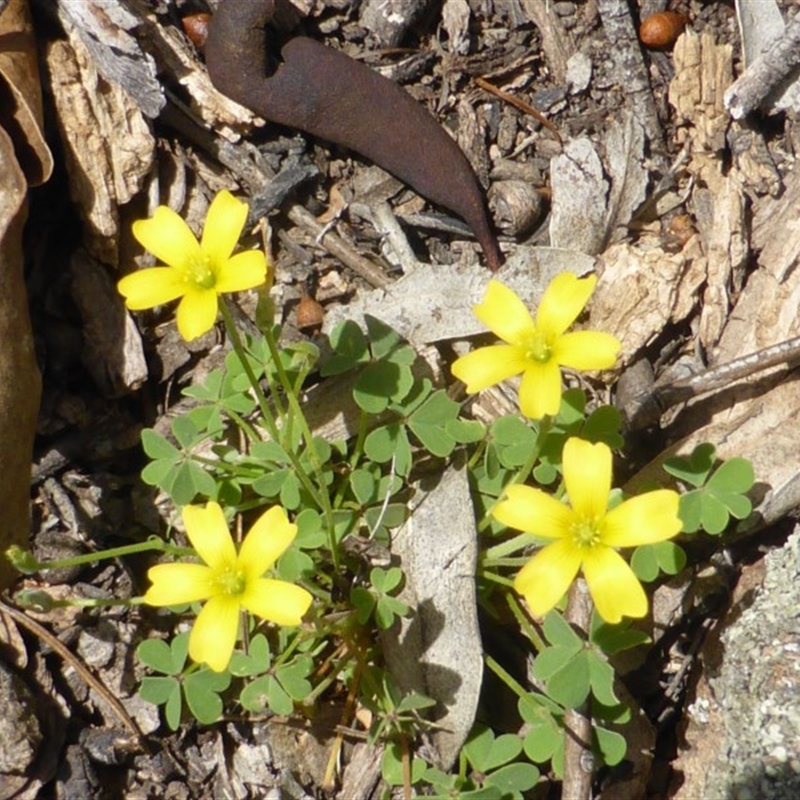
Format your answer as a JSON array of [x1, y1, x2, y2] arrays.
[[484, 653, 532, 703], [505, 591, 547, 652], [9, 538, 192, 574], [219, 301, 336, 562], [260, 322, 338, 564], [218, 299, 281, 441], [477, 416, 552, 534], [484, 532, 537, 561]]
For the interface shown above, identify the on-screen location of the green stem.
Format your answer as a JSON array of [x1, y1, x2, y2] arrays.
[[505, 591, 546, 652], [478, 571, 515, 588], [14, 590, 146, 611], [484, 653, 533, 703], [261, 321, 338, 567], [218, 299, 281, 441], [484, 533, 537, 561], [224, 406, 261, 444], [220, 301, 337, 564], [10, 539, 192, 574], [477, 415, 552, 534]]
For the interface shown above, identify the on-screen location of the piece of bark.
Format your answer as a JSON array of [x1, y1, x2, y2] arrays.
[[589, 238, 706, 366], [669, 30, 746, 350], [549, 138, 608, 254], [45, 32, 155, 265], [672, 528, 800, 798], [603, 111, 648, 245], [751, 158, 800, 282], [0, 0, 47, 593], [0, 0, 52, 184], [55, 0, 164, 119], [596, 0, 665, 159], [360, 0, 433, 46], [728, 119, 782, 197], [520, 0, 576, 85], [441, 0, 471, 55], [69, 250, 148, 397]]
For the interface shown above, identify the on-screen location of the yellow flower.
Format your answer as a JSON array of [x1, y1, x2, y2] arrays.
[[495, 438, 681, 623], [119, 190, 267, 341], [451, 275, 620, 419], [144, 501, 312, 672]]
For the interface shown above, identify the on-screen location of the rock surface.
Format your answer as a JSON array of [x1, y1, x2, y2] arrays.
[[674, 528, 800, 798]]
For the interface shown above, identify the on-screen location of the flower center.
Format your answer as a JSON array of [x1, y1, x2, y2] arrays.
[[215, 565, 247, 597], [525, 330, 552, 363], [570, 518, 601, 549], [186, 254, 216, 290]]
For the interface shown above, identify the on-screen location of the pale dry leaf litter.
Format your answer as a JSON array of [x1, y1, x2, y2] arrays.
[[381, 459, 480, 771]]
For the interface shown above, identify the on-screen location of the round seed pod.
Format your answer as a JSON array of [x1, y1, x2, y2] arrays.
[[488, 180, 543, 238]]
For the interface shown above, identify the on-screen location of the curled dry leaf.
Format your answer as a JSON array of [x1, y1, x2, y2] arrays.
[[0, 0, 49, 591], [0, 0, 53, 186]]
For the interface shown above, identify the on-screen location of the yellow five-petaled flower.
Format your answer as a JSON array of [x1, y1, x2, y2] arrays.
[[144, 501, 312, 672], [452, 274, 620, 419], [495, 438, 681, 623], [119, 190, 267, 341]]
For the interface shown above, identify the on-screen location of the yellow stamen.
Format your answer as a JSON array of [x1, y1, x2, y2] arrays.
[[186, 254, 216, 290]]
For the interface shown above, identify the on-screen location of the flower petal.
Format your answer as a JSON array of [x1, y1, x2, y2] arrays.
[[473, 280, 536, 345], [602, 490, 681, 547], [200, 190, 248, 268], [133, 206, 201, 270], [494, 484, 574, 540], [239, 506, 297, 580], [553, 331, 621, 371], [563, 438, 611, 521], [452, 345, 528, 393], [182, 502, 237, 570], [189, 593, 241, 672], [144, 563, 215, 606], [582, 547, 647, 623], [518, 360, 562, 419], [118, 268, 187, 310], [175, 289, 220, 341], [241, 578, 312, 626], [514, 538, 582, 616], [535, 273, 596, 338], [214, 250, 268, 293]]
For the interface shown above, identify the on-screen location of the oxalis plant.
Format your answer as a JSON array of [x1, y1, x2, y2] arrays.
[[7, 190, 755, 799]]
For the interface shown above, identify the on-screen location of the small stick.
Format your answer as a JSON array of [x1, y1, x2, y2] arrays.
[[725, 12, 800, 119], [0, 596, 144, 743], [287, 204, 391, 289], [562, 580, 594, 800], [624, 333, 800, 430], [474, 77, 562, 144]]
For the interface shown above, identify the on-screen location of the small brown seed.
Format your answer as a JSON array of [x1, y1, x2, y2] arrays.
[[182, 13, 211, 50], [296, 292, 324, 331], [639, 11, 687, 49]]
